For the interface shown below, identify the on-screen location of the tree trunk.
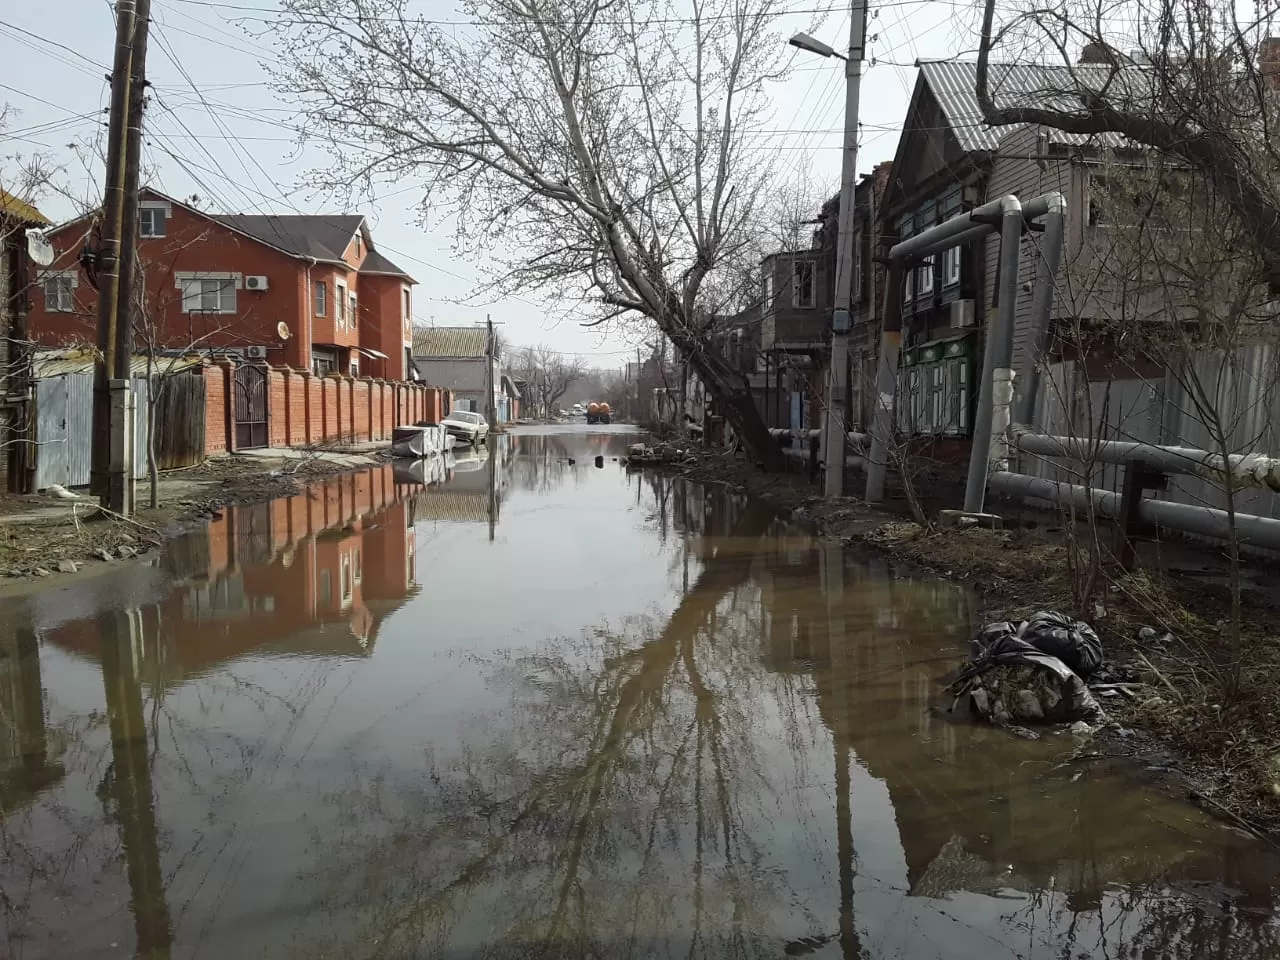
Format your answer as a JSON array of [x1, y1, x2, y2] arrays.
[[665, 325, 783, 471]]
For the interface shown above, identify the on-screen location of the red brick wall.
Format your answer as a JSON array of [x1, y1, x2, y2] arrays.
[[322, 377, 338, 439], [354, 379, 371, 441], [205, 365, 228, 453], [269, 369, 287, 447], [288, 371, 307, 446]]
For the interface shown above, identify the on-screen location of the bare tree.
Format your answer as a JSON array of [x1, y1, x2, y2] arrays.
[[273, 0, 809, 468], [973, 0, 1280, 281], [509, 343, 586, 418]]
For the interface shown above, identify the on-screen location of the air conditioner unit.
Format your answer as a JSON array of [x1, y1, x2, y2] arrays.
[[244, 345, 268, 359], [244, 275, 269, 291], [949, 298, 976, 328]]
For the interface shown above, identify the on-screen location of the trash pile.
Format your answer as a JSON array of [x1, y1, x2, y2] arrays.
[[951, 611, 1107, 727], [623, 441, 692, 465]]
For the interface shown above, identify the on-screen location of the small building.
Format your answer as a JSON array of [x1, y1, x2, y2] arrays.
[[411, 326, 501, 416]]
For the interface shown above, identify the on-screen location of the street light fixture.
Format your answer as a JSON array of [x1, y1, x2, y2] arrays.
[[788, 32, 845, 61], [787, 4, 867, 498]]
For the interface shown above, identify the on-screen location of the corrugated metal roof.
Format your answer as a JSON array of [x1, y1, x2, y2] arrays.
[[0, 188, 50, 225], [32, 349, 203, 379], [918, 60, 1134, 152], [412, 326, 488, 358]]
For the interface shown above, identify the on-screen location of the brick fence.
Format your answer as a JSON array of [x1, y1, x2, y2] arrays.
[[204, 361, 447, 456]]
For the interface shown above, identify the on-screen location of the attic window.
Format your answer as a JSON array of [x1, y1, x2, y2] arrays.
[[354, 234, 362, 257]]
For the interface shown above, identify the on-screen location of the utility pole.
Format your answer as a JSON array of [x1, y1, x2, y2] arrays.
[[92, 0, 138, 501], [94, 0, 151, 514], [484, 314, 497, 435], [818, 1, 868, 497]]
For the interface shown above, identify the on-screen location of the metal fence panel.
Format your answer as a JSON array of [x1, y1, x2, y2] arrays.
[[64, 373, 94, 487], [1031, 344, 1280, 525], [131, 378, 150, 481], [33, 377, 68, 489]]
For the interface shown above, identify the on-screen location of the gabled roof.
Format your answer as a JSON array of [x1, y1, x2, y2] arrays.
[[212, 212, 364, 263], [359, 248, 416, 283], [412, 326, 488, 358], [0, 188, 50, 226], [916, 60, 1131, 153]]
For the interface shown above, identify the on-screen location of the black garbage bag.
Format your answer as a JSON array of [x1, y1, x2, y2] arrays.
[[1019, 610, 1103, 678], [953, 634, 1104, 723]]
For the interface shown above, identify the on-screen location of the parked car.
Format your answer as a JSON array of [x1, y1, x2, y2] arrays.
[[442, 409, 489, 446]]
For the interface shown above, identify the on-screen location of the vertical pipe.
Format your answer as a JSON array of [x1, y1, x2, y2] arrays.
[[963, 198, 1023, 514], [864, 260, 903, 502], [1013, 193, 1066, 428]]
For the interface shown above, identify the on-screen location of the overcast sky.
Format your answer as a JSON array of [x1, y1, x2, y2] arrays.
[[2, 0, 968, 365]]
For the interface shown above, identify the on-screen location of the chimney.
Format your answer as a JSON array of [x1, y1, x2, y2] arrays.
[[1260, 36, 1280, 87], [1079, 41, 1112, 65]]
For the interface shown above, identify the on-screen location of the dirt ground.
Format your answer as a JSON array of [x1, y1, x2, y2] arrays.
[[662, 444, 1280, 844], [0, 451, 370, 591]]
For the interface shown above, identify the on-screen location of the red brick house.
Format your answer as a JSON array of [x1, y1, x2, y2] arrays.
[[26, 188, 418, 382]]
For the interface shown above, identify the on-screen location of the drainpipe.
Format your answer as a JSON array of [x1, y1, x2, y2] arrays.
[[963, 195, 1023, 514], [1013, 192, 1066, 428]]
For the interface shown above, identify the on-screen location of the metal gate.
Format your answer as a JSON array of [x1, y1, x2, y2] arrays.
[[234, 364, 268, 449]]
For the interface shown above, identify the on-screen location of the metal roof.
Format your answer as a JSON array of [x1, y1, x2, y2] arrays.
[[32, 349, 203, 379], [0, 189, 50, 226], [918, 60, 1134, 152], [412, 326, 489, 358]]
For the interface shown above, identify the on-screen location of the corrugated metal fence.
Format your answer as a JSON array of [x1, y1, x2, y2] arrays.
[[32, 375, 151, 489], [1030, 344, 1280, 522]]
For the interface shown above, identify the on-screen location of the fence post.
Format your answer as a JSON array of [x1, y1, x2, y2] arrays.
[[217, 357, 237, 454]]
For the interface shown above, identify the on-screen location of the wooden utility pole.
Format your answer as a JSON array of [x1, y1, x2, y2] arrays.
[[484, 314, 496, 433], [95, 0, 152, 514], [92, 0, 138, 500]]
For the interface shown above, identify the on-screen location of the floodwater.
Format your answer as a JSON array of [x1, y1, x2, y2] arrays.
[[2, 425, 1278, 960]]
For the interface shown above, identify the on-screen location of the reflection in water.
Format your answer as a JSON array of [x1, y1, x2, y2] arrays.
[[2, 435, 1280, 959]]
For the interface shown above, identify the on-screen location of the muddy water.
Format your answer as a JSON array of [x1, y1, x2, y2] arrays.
[[1, 425, 1277, 959]]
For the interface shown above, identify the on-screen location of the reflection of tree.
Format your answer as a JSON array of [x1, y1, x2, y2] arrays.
[[296, 500, 816, 959], [508, 434, 572, 494]]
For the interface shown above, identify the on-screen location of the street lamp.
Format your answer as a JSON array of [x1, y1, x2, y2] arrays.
[[788, 2, 867, 498]]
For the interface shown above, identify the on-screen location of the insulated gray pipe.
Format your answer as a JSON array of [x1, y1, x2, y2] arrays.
[[990, 471, 1280, 549], [964, 197, 1024, 513], [1013, 192, 1066, 427], [888, 194, 1053, 262], [1012, 430, 1280, 489]]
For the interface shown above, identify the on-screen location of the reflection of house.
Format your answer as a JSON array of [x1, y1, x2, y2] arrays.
[[46, 464, 421, 684], [0, 626, 64, 813]]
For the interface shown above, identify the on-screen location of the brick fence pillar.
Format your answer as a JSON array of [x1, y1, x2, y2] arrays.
[[215, 358, 238, 453]]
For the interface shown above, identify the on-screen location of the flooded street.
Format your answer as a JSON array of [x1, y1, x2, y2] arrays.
[[2, 425, 1278, 959]]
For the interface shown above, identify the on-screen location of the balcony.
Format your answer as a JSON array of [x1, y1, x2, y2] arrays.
[[761, 306, 829, 352]]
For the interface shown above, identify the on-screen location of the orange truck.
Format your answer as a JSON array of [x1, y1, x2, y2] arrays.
[[585, 401, 612, 425]]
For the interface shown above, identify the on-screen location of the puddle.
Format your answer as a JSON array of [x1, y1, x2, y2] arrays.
[[2, 426, 1278, 958]]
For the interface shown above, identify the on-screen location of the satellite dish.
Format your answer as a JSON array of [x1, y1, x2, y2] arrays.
[[26, 229, 54, 267], [277, 322, 292, 341]]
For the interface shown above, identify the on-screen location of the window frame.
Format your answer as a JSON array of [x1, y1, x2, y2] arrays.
[[335, 280, 348, 327], [43, 273, 76, 312], [942, 245, 962, 287], [792, 259, 815, 309], [180, 276, 237, 314], [138, 205, 167, 238], [313, 280, 327, 317]]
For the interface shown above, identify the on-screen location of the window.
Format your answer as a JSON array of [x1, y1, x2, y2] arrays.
[[763, 268, 774, 307], [853, 228, 863, 301], [43, 273, 76, 312], [354, 234, 362, 258], [917, 255, 935, 297], [335, 281, 347, 327], [792, 260, 815, 308], [349, 358, 360, 377], [313, 280, 327, 316], [942, 245, 962, 287], [402, 287, 411, 325], [898, 214, 914, 303], [139, 205, 166, 238], [180, 277, 236, 313], [312, 346, 338, 377], [349, 292, 358, 326]]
